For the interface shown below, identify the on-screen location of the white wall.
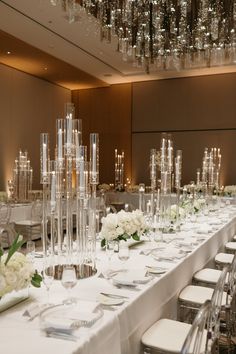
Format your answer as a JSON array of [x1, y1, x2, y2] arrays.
[[0, 64, 71, 190]]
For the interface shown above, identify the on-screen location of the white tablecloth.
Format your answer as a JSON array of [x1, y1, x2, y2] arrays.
[[1, 206, 236, 354]]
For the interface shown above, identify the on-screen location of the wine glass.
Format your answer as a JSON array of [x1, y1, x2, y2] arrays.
[[61, 265, 77, 304], [42, 262, 54, 306], [26, 240, 35, 262], [118, 241, 130, 267], [106, 240, 115, 262]]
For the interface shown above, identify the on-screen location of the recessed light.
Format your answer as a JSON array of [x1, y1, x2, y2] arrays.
[[44, 67, 48, 71], [6, 51, 11, 55]]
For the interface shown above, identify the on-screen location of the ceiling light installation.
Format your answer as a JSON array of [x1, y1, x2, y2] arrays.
[[50, 1, 236, 73]]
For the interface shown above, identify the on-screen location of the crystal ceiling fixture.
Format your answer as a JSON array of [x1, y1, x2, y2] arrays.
[[50, 0, 236, 73]]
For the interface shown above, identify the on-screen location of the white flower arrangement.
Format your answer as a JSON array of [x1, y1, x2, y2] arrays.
[[100, 209, 148, 247], [180, 198, 206, 214], [169, 204, 186, 221], [224, 185, 236, 197], [0, 235, 42, 298], [98, 183, 111, 192]]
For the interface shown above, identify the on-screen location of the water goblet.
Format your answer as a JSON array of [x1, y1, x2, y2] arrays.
[[118, 241, 130, 267], [42, 262, 54, 306], [26, 240, 35, 262], [61, 265, 77, 304], [106, 240, 115, 263]]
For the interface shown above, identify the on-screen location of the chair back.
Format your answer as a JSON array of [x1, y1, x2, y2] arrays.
[[182, 267, 228, 354], [31, 200, 42, 223], [0, 202, 11, 225], [124, 203, 135, 212], [209, 266, 228, 341], [181, 300, 212, 354], [227, 253, 236, 297], [105, 205, 117, 215]]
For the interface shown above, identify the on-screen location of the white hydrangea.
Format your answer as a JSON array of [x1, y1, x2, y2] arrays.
[[100, 209, 148, 241], [224, 185, 236, 196], [169, 204, 186, 221], [194, 198, 206, 212], [0, 252, 34, 297]]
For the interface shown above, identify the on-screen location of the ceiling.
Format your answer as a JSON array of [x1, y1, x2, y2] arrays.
[[0, 0, 236, 90]]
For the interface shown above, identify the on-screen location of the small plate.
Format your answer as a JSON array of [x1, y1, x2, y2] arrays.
[[112, 278, 138, 287], [146, 266, 167, 274], [97, 294, 124, 306]]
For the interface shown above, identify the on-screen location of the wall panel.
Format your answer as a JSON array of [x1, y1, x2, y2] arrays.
[[72, 84, 132, 185], [132, 73, 236, 186], [133, 73, 236, 132], [0, 64, 70, 190]]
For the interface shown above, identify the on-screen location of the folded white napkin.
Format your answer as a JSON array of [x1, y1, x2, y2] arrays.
[[0, 291, 29, 313], [23, 303, 45, 320], [208, 218, 222, 225], [41, 301, 100, 332], [152, 248, 186, 261], [112, 270, 150, 285], [181, 223, 198, 231], [42, 317, 75, 332], [197, 224, 212, 234]]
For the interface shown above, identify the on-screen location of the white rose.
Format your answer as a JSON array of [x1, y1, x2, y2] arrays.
[[19, 265, 33, 282], [5, 270, 18, 287], [15, 277, 27, 291], [102, 213, 118, 230], [0, 274, 7, 293], [106, 230, 117, 241], [116, 226, 124, 236]]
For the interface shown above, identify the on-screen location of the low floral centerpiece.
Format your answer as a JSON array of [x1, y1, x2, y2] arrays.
[[100, 209, 148, 247], [169, 204, 186, 222], [180, 198, 206, 214], [98, 183, 111, 192], [224, 185, 236, 197], [0, 235, 42, 299]]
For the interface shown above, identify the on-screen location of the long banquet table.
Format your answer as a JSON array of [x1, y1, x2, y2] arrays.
[[1, 205, 236, 354]]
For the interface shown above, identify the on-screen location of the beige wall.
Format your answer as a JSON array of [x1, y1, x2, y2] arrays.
[[132, 73, 236, 186], [73, 73, 236, 187], [1, 66, 235, 191], [0, 64, 70, 191], [72, 84, 132, 185]]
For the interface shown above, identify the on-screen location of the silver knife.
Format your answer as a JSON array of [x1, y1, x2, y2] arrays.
[[100, 292, 129, 299]]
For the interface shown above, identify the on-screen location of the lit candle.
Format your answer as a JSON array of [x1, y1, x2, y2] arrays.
[[67, 117, 72, 145], [92, 143, 96, 173], [151, 153, 155, 175], [196, 169, 200, 185], [156, 188, 160, 209], [58, 128, 63, 159], [43, 143, 47, 176], [51, 172, 56, 205]]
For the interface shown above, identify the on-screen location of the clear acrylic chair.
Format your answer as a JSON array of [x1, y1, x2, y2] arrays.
[[225, 242, 236, 254], [142, 300, 215, 354], [0, 202, 12, 248], [194, 256, 236, 353], [193, 254, 236, 290], [15, 200, 42, 241], [214, 253, 234, 270], [181, 300, 212, 354], [178, 266, 228, 324]]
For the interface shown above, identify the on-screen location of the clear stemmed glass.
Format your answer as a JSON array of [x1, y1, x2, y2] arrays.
[[61, 265, 77, 304], [106, 240, 115, 263], [118, 241, 130, 268], [42, 262, 54, 306], [26, 240, 35, 262]]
